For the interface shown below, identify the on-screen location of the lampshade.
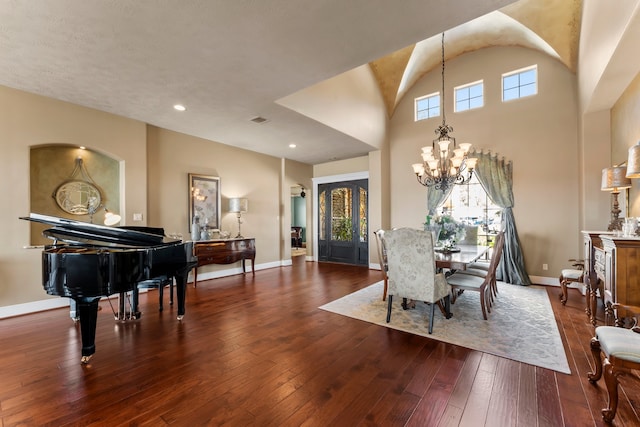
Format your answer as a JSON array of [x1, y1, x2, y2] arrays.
[[229, 198, 248, 213], [103, 208, 121, 226], [626, 141, 640, 178], [601, 166, 632, 192]]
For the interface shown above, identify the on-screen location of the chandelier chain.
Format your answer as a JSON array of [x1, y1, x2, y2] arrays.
[[441, 32, 446, 127]]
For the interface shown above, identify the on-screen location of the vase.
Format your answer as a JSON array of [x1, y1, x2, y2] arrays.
[[424, 224, 441, 247]]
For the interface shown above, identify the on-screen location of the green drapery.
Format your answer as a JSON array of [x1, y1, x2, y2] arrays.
[[472, 150, 531, 285]]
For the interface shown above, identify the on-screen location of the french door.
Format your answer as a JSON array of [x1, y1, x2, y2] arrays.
[[317, 179, 368, 265]]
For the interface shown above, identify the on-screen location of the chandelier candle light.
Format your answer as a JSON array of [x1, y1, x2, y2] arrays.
[[412, 32, 477, 191]]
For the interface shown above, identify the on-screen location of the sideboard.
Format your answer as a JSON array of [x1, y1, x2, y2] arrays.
[[589, 234, 640, 325], [582, 231, 612, 325], [193, 238, 256, 285]]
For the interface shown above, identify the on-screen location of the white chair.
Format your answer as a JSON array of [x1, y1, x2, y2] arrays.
[[382, 228, 451, 334]]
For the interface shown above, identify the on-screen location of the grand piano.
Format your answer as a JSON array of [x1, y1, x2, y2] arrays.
[[21, 213, 197, 364]]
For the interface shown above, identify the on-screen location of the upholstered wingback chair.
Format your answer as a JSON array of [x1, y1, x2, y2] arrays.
[[382, 227, 451, 333]]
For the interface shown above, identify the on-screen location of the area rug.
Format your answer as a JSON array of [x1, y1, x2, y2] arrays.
[[319, 281, 570, 374]]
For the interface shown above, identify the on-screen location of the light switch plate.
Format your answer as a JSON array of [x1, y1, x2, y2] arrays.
[[133, 213, 143, 221]]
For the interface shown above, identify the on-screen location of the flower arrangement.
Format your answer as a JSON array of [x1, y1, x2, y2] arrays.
[[425, 214, 466, 243]]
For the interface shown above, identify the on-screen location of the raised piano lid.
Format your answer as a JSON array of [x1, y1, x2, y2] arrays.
[[20, 213, 180, 248]]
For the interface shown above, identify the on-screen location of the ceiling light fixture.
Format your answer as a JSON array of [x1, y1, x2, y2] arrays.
[[412, 32, 477, 191], [173, 104, 186, 111], [289, 143, 296, 148]]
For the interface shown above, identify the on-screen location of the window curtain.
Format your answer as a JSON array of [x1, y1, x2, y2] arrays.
[[426, 186, 452, 216], [472, 150, 531, 285]]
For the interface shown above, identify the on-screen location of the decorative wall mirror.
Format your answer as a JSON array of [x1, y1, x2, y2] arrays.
[[53, 157, 103, 215], [54, 180, 102, 215]]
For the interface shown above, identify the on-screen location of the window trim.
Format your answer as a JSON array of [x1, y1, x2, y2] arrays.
[[454, 80, 484, 113], [414, 91, 440, 121], [502, 65, 538, 102]]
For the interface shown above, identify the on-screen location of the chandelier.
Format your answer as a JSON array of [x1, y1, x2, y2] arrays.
[[412, 32, 477, 191]]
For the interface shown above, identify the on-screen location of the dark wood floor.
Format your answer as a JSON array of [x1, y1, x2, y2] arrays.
[[1, 257, 639, 426]]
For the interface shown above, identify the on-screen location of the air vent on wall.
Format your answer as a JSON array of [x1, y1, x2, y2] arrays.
[[250, 116, 268, 124]]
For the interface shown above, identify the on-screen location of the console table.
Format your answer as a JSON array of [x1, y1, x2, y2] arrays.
[[583, 231, 612, 325], [193, 238, 256, 285], [590, 234, 640, 325]]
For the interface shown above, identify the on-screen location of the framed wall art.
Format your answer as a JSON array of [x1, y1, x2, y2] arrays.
[[188, 173, 221, 230]]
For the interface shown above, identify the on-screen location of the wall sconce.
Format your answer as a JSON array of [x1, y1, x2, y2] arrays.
[[103, 208, 122, 226], [601, 166, 631, 231], [229, 198, 248, 238], [88, 204, 121, 226]]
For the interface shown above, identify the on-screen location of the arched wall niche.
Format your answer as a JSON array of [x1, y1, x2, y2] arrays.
[[29, 144, 121, 245]]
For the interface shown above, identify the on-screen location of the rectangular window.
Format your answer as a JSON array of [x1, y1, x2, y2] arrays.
[[415, 92, 440, 121], [503, 65, 537, 101], [455, 81, 484, 112]]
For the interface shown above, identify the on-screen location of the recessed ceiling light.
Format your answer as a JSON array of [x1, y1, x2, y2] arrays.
[[79, 146, 86, 150], [250, 116, 268, 124], [173, 104, 186, 111], [289, 144, 297, 148]]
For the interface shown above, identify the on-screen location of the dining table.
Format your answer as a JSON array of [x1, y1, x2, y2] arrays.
[[435, 244, 490, 271]]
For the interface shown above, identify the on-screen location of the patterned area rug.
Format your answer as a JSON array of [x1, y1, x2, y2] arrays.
[[319, 281, 570, 374]]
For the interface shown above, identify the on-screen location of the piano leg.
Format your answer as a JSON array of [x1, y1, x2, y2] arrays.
[[75, 297, 101, 364], [69, 298, 79, 322], [175, 270, 188, 321]]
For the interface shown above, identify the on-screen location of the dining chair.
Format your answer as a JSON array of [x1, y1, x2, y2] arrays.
[[383, 228, 451, 334], [587, 296, 640, 423], [373, 229, 389, 301], [445, 231, 505, 320], [454, 233, 502, 303], [559, 258, 585, 305], [458, 225, 478, 245]]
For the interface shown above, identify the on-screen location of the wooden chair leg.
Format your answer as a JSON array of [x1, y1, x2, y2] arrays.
[[587, 337, 603, 382], [480, 288, 488, 320], [559, 275, 568, 305], [382, 277, 388, 301], [602, 359, 620, 423]]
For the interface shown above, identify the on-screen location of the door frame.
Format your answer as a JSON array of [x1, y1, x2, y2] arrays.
[[312, 171, 369, 262]]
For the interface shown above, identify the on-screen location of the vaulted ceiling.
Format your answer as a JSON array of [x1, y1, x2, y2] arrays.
[[0, 0, 582, 164]]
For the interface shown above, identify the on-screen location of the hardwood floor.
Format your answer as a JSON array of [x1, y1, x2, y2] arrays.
[[1, 257, 639, 426]]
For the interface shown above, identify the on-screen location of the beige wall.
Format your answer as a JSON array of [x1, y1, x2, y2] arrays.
[[612, 72, 640, 215], [146, 126, 284, 276], [389, 46, 579, 279], [0, 85, 147, 307]]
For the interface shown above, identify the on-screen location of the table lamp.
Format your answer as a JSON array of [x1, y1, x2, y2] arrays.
[[601, 166, 631, 231], [229, 197, 248, 238]]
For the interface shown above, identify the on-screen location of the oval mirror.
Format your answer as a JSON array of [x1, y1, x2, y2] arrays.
[[54, 180, 102, 215]]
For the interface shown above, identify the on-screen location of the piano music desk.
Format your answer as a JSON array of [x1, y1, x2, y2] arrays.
[[193, 238, 256, 285]]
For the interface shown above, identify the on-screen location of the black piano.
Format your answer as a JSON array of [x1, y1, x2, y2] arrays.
[[21, 213, 197, 364]]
